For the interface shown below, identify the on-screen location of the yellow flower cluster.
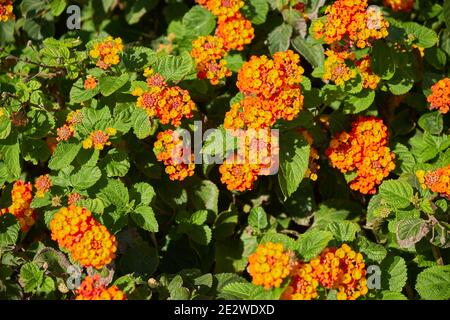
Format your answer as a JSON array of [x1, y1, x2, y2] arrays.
[[191, 0, 254, 85], [133, 69, 196, 127], [326, 116, 396, 194], [416, 165, 450, 199], [34, 174, 52, 198], [0, 181, 36, 232], [76, 275, 126, 300], [154, 129, 196, 181], [89, 37, 124, 70], [283, 244, 368, 300], [313, 0, 389, 49], [50, 205, 117, 269], [383, 0, 415, 12], [0, 0, 14, 22], [247, 242, 294, 289], [82, 128, 116, 150]]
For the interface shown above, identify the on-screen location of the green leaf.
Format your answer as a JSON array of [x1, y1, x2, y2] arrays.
[[50, 0, 67, 16], [70, 166, 102, 190], [402, 22, 438, 48], [130, 182, 155, 206], [190, 225, 212, 245], [19, 263, 44, 293], [191, 210, 208, 225], [278, 132, 310, 198], [98, 179, 129, 208], [221, 281, 255, 299], [393, 143, 416, 173], [444, 0, 450, 30], [396, 218, 430, 248], [0, 214, 20, 247], [379, 180, 413, 209], [101, 149, 131, 177], [224, 53, 244, 73], [381, 256, 408, 292], [372, 41, 396, 80], [132, 107, 155, 139], [182, 6, 216, 37], [291, 36, 324, 68], [382, 291, 407, 300], [99, 73, 130, 97], [190, 180, 219, 214], [343, 90, 375, 114], [0, 137, 21, 181], [327, 220, 360, 242], [132, 205, 158, 233], [125, 0, 158, 25], [242, 0, 269, 25], [70, 78, 100, 103], [297, 229, 333, 261], [418, 111, 443, 135], [123, 46, 157, 71], [153, 51, 195, 82], [48, 142, 81, 171], [415, 265, 450, 300], [356, 237, 387, 263], [248, 207, 268, 229], [267, 23, 293, 55]]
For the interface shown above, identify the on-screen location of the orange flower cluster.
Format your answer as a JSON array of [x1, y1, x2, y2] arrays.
[[383, 0, 415, 12], [154, 129, 196, 181], [283, 244, 368, 300], [84, 75, 97, 90], [326, 117, 396, 194], [427, 78, 450, 114], [0, 181, 36, 232], [75, 275, 126, 300], [356, 56, 381, 90], [219, 129, 279, 192], [50, 205, 117, 269], [196, 0, 244, 20], [34, 174, 52, 198], [191, 0, 254, 85], [247, 242, 294, 289], [224, 97, 275, 130], [133, 69, 196, 127], [299, 129, 320, 182], [313, 0, 389, 49], [417, 165, 450, 199], [0, 0, 13, 22], [89, 37, 123, 70], [82, 127, 116, 150], [56, 110, 84, 142]]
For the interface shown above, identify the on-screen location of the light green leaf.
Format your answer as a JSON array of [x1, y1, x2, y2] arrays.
[[248, 207, 268, 230], [267, 23, 293, 55], [327, 220, 360, 242], [297, 229, 333, 261], [19, 263, 44, 293], [70, 166, 102, 190], [381, 256, 408, 292], [99, 73, 130, 97], [379, 180, 413, 209], [0, 214, 20, 246], [415, 265, 450, 300], [48, 142, 81, 171], [132, 205, 158, 233], [182, 6, 216, 37], [291, 36, 324, 68]]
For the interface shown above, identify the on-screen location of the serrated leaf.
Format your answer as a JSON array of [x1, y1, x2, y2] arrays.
[[221, 281, 255, 299], [327, 221, 360, 242], [379, 180, 413, 209], [381, 256, 407, 292], [291, 36, 324, 68], [415, 265, 450, 300], [153, 51, 195, 82], [418, 111, 443, 135], [396, 218, 430, 248], [70, 166, 102, 190], [382, 290, 407, 300], [402, 22, 438, 48], [0, 214, 20, 246], [356, 237, 387, 263], [132, 205, 158, 233], [19, 263, 44, 293], [132, 107, 155, 139], [261, 233, 297, 251], [48, 142, 81, 171], [297, 229, 333, 261], [248, 207, 268, 229], [70, 78, 99, 103], [130, 182, 155, 206], [123, 46, 157, 71], [267, 23, 293, 55], [101, 149, 130, 177], [99, 73, 129, 97], [182, 6, 216, 37], [98, 179, 129, 208]]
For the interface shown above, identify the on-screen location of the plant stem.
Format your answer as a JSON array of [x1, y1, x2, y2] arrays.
[[431, 244, 444, 266]]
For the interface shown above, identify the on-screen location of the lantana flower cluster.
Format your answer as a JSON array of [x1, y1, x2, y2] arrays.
[[82, 127, 117, 150], [153, 129, 196, 181], [299, 129, 320, 182], [56, 110, 84, 142], [383, 0, 415, 12], [313, 0, 389, 49], [219, 51, 304, 192], [89, 37, 124, 70], [133, 68, 196, 127], [84, 75, 97, 90], [50, 205, 117, 269], [416, 165, 450, 199], [34, 174, 52, 198], [326, 116, 396, 194], [427, 78, 450, 114], [247, 242, 295, 289], [191, 0, 254, 85], [76, 275, 126, 300], [0, 0, 14, 22], [285, 244, 368, 300], [0, 181, 36, 232]]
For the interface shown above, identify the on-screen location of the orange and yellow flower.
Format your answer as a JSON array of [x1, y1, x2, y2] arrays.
[[76, 275, 126, 300], [34, 174, 52, 198], [0, 0, 14, 22], [196, 0, 244, 20], [356, 56, 381, 90], [84, 75, 97, 90], [50, 205, 117, 269], [383, 0, 415, 12], [82, 128, 116, 150], [89, 37, 124, 70], [0, 181, 36, 232], [427, 78, 450, 114], [247, 242, 294, 289], [326, 117, 396, 194], [282, 262, 319, 300], [323, 50, 357, 86], [154, 130, 195, 181], [417, 165, 450, 199], [215, 14, 254, 51]]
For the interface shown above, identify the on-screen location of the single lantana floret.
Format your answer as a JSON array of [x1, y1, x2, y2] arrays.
[[247, 242, 295, 289], [427, 78, 450, 114]]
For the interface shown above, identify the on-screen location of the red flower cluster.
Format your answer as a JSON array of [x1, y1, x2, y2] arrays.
[[191, 0, 254, 85], [133, 69, 196, 127], [326, 116, 396, 194], [56, 110, 84, 142], [76, 275, 126, 300], [50, 205, 117, 269], [0, 181, 36, 232]]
